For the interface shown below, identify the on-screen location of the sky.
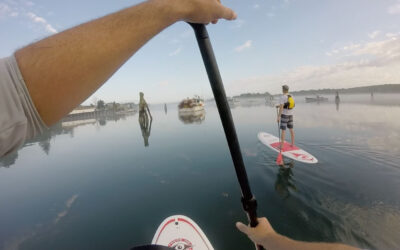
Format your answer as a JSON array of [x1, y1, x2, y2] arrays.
[[1, 0, 400, 104]]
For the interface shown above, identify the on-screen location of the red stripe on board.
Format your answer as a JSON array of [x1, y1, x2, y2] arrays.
[[178, 218, 211, 250], [155, 219, 175, 244], [270, 142, 299, 152]]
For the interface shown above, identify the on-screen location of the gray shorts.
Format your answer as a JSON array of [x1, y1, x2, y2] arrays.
[[280, 114, 293, 130]]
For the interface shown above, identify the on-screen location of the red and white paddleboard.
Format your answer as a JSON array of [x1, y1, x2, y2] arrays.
[[258, 132, 318, 164], [151, 215, 214, 250]]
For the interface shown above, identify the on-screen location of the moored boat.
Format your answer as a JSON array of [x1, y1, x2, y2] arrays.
[[178, 96, 205, 113], [227, 97, 240, 107], [305, 95, 328, 103]]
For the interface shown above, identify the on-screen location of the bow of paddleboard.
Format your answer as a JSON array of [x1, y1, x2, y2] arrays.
[[258, 132, 318, 164], [151, 215, 214, 250]]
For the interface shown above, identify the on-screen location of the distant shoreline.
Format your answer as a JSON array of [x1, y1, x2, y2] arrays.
[[233, 84, 400, 98]]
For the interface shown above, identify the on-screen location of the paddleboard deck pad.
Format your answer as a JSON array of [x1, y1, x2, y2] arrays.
[[258, 132, 318, 164], [151, 215, 214, 250]]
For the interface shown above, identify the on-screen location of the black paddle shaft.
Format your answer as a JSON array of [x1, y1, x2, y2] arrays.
[[188, 23, 260, 229]]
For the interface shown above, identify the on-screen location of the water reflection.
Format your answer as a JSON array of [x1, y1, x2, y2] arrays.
[[139, 111, 152, 147], [0, 122, 72, 168], [0, 112, 135, 168], [62, 111, 133, 128], [335, 101, 340, 111], [99, 118, 107, 126], [294, 103, 400, 156], [1, 94, 400, 250], [0, 152, 18, 167], [228, 97, 240, 109], [265, 97, 277, 108], [274, 161, 297, 199], [178, 110, 206, 124]]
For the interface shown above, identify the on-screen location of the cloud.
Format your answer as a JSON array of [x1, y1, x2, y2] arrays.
[[368, 30, 381, 39], [281, 0, 291, 8], [350, 35, 400, 62], [388, 1, 400, 14], [253, 4, 260, 9], [1, 1, 58, 34], [27, 11, 45, 23], [0, 3, 12, 18], [26, 12, 57, 33], [386, 32, 399, 38], [235, 40, 252, 52], [267, 12, 276, 18], [25, 1, 34, 6], [230, 35, 400, 94], [169, 47, 182, 56], [325, 43, 362, 57]]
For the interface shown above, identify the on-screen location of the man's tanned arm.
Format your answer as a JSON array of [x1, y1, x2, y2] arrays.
[[237, 217, 360, 250], [15, 0, 236, 125]]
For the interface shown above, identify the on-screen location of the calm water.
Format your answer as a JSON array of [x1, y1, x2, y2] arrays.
[[1, 94, 400, 250]]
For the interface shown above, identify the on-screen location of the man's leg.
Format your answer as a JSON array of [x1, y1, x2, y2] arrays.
[[280, 114, 288, 150], [289, 129, 295, 147], [280, 129, 286, 150], [280, 114, 289, 149], [288, 115, 294, 146]]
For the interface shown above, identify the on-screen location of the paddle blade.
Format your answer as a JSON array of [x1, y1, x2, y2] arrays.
[[276, 152, 283, 165]]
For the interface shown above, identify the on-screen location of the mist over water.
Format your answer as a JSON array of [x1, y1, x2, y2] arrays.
[[1, 94, 399, 250]]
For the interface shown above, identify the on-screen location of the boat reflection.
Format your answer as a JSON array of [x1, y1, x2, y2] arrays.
[[178, 110, 206, 125], [228, 97, 240, 109], [274, 161, 297, 199]]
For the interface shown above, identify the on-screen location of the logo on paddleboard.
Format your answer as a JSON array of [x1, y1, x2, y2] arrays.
[[168, 238, 193, 250], [291, 152, 314, 162]]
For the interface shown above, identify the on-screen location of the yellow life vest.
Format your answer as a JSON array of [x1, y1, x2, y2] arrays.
[[283, 95, 295, 109]]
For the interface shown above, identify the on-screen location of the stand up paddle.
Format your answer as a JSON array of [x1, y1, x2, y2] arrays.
[[276, 107, 284, 165], [188, 23, 263, 250], [133, 24, 264, 250]]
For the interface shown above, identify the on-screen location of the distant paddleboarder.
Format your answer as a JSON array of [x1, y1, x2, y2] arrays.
[[277, 85, 295, 150], [335, 91, 340, 111], [335, 91, 340, 103]]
